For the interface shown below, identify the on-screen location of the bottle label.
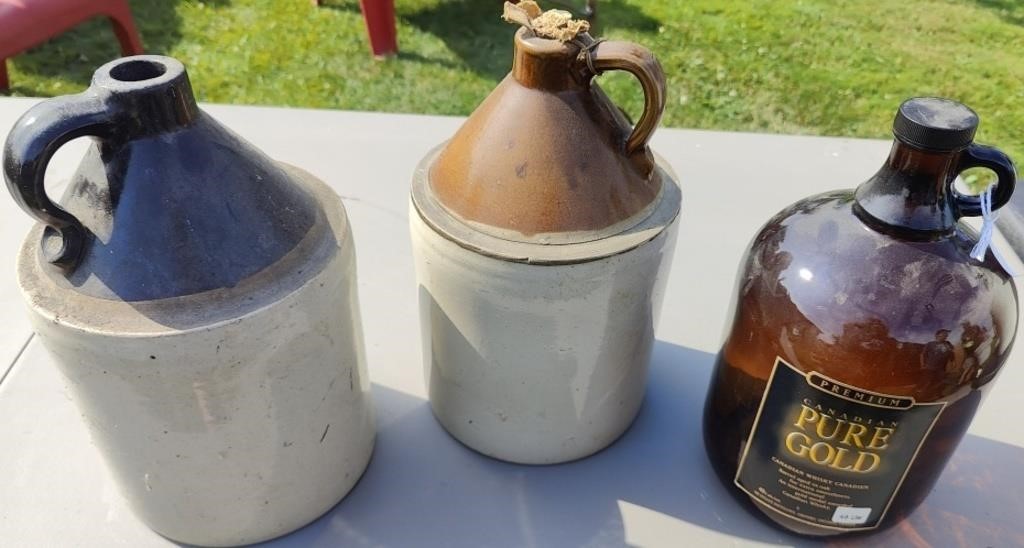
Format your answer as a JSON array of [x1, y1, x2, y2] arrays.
[[734, 357, 945, 531]]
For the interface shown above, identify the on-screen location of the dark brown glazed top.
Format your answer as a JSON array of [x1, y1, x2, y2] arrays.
[[427, 27, 667, 243]]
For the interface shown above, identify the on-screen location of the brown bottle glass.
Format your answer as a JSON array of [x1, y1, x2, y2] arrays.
[[703, 98, 1018, 537]]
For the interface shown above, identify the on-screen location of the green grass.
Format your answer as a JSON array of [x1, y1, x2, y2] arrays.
[[5, 0, 1024, 166]]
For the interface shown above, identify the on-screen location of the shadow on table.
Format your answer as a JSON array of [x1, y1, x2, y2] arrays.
[[257, 342, 792, 547], [252, 340, 1024, 547], [833, 435, 1024, 547]]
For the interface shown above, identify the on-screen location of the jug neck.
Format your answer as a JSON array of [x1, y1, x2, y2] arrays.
[[93, 56, 200, 136], [511, 28, 583, 91], [854, 139, 963, 233]]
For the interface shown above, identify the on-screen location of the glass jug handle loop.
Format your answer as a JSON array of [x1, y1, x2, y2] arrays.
[[952, 144, 1017, 218], [3, 92, 115, 270], [585, 40, 667, 155]]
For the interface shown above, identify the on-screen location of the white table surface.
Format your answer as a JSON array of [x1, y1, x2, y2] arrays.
[[1, 97, 1021, 547]]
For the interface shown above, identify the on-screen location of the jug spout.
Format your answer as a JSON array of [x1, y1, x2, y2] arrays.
[[511, 29, 584, 91], [93, 56, 200, 136], [854, 97, 1017, 234]]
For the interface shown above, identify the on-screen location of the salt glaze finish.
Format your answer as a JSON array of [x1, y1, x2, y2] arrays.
[[411, 159, 679, 464], [704, 98, 1019, 537], [412, 25, 679, 464], [4, 57, 374, 546]]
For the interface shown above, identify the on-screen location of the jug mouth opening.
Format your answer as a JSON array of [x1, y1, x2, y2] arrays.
[[515, 27, 579, 56], [91, 55, 200, 134], [94, 56, 187, 93], [109, 59, 168, 82]]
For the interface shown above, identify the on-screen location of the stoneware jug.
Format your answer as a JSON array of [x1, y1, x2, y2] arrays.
[[704, 98, 1017, 536], [3, 56, 375, 546], [410, 25, 681, 464]]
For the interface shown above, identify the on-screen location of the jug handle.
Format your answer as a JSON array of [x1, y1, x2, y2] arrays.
[[3, 92, 115, 270], [587, 41, 667, 155], [951, 144, 1017, 217]]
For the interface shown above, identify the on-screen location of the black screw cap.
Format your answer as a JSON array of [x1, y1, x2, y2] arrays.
[[893, 97, 979, 151]]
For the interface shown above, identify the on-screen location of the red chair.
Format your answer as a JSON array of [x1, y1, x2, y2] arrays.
[[357, 0, 397, 58], [0, 0, 144, 90], [313, 0, 397, 58]]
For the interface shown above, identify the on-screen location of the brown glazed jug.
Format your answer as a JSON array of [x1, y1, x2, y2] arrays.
[[704, 98, 1018, 536], [410, 14, 681, 464], [427, 28, 667, 240]]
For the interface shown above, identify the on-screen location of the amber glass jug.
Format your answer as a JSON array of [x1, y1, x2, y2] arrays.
[[704, 98, 1018, 536]]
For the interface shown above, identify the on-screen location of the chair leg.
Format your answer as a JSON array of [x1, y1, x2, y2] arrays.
[[0, 60, 8, 91], [359, 0, 398, 58], [107, 2, 145, 55]]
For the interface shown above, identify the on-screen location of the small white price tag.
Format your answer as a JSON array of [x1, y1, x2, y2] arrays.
[[831, 506, 871, 525]]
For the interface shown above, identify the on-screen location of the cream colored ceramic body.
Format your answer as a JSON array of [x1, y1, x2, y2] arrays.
[[17, 171, 375, 547], [411, 155, 680, 464]]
